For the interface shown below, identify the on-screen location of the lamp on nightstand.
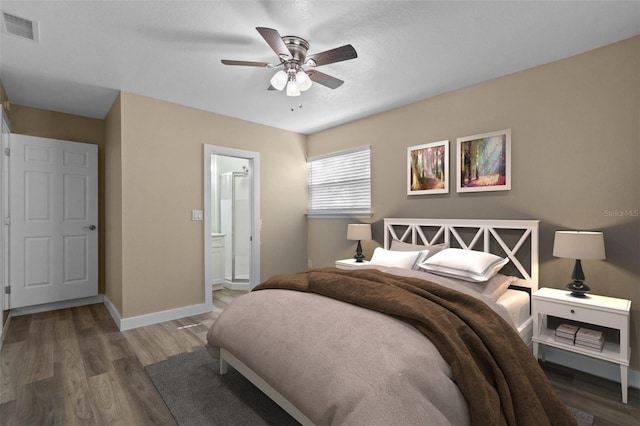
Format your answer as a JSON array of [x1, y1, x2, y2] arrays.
[[553, 231, 606, 297], [347, 224, 372, 263]]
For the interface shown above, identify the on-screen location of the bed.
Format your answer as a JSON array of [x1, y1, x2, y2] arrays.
[[206, 218, 575, 425]]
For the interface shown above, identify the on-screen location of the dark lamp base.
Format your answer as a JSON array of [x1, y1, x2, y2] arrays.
[[353, 240, 365, 262], [566, 281, 590, 298]]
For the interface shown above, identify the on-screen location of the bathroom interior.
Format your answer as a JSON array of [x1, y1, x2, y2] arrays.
[[210, 154, 251, 291]]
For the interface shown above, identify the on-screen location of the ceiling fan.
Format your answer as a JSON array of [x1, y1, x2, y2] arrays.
[[221, 27, 357, 97]]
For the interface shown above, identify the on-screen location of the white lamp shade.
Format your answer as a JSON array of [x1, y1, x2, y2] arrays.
[[296, 70, 312, 91], [553, 231, 606, 260], [270, 70, 288, 91], [347, 224, 372, 241], [286, 79, 300, 96]]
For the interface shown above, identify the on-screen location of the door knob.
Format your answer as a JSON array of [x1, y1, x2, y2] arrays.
[[84, 225, 96, 230]]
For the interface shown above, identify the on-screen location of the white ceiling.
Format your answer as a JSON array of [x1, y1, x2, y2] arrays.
[[1, 1, 638, 135]]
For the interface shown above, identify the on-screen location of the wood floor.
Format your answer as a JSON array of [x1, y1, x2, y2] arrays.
[[1, 288, 638, 426]]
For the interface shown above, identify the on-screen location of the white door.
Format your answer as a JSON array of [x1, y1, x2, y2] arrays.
[[9, 134, 98, 308]]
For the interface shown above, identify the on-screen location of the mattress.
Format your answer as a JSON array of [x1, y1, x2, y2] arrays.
[[497, 288, 530, 329]]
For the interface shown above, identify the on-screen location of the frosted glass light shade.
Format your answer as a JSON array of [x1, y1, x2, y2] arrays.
[[286, 80, 300, 96], [296, 70, 312, 91], [553, 231, 606, 260], [270, 70, 288, 91]]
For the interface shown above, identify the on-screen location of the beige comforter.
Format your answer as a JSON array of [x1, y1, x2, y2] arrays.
[[207, 267, 575, 426]]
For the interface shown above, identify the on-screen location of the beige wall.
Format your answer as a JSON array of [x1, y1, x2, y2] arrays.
[[8, 104, 107, 295], [104, 95, 123, 313], [0, 81, 9, 121], [111, 92, 307, 318], [307, 36, 640, 369]]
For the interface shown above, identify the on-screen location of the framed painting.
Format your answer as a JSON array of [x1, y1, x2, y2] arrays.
[[407, 140, 449, 195], [456, 129, 511, 193]]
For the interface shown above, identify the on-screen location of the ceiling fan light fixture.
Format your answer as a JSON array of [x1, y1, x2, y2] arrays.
[[270, 70, 288, 91], [286, 79, 301, 97], [296, 70, 312, 91]]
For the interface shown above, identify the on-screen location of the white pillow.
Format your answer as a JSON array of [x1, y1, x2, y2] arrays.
[[389, 240, 450, 268], [369, 247, 424, 269], [418, 248, 509, 282]]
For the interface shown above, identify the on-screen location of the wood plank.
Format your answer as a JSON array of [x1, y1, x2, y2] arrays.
[[3, 314, 30, 344], [11, 367, 65, 425], [0, 399, 17, 425], [112, 356, 176, 425], [72, 305, 99, 339], [87, 371, 139, 426], [57, 334, 97, 424], [99, 331, 136, 362], [54, 318, 75, 341], [163, 318, 207, 350], [0, 341, 24, 404], [21, 317, 55, 384], [88, 303, 113, 321], [143, 320, 184, 359], [122, 327, 169, 367], [78, 334, 111, 377]]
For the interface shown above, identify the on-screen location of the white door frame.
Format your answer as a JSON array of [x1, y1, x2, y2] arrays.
[[1, 111, 10, 313], [204, 145, 260, 304]]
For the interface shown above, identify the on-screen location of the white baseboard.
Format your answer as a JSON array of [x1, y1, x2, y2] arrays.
[[10, 295, 105, 317], [102, 296, 122, 330], [543, 347, 639, 390], [224, 281, 250, 291], [103, 296, 213, 331]]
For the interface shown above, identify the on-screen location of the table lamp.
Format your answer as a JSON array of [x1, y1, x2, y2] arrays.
[[347, 224, 372, 262], [553, 231, 606, 297]]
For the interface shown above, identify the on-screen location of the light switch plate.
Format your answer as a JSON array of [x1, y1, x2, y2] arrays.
[[191, 210, 203, 221]]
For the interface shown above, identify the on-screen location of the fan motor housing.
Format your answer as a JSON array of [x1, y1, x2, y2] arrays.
[[282, 36, 309, 63]]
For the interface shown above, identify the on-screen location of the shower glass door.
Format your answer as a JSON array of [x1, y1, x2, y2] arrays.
[[220, 171, 250, 284]]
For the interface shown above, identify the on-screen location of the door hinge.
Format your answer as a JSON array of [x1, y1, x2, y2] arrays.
[[3, 147, 9, 156], [4, 286, 10, 295], [3, 217, 9, 226]]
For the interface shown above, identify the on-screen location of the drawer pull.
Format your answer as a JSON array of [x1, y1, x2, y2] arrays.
[[570, 309, 575, 314]]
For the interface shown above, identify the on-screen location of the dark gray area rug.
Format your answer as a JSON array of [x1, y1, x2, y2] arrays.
[[568, 405, 594, 426], [146, 348, 594, 426], [145, 348, 299, 426]]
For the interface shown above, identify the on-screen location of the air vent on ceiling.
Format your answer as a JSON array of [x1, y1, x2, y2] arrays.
[[2, 12, 38, 42]]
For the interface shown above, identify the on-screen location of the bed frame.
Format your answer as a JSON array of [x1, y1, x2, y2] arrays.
[[384, 218, 539, 345], [219, 218, 540, 426], [383, 218, 539, 291]]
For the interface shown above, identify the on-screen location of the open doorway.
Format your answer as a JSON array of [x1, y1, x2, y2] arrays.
[[217, 158, 250, 289], [203, 145, 260, 306]]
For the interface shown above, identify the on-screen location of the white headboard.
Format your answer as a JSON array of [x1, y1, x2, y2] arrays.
[[383, 218, 539, 291]]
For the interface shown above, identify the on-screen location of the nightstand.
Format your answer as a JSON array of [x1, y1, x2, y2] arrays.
[[532, 287, 631, 403], [335, 259, 371, 270]]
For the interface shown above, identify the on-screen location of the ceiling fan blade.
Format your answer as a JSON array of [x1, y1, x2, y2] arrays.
[[256, 27, 292, 60], [307, 70, 344, 89], [306, 44, 357, 67], [221, 59, 273, 67]]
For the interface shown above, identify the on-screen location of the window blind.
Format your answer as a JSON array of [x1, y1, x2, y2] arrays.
[[307, 146, 372, 217]]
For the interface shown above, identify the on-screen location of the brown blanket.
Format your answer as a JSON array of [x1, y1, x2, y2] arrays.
[[255, 268, 576, 426]]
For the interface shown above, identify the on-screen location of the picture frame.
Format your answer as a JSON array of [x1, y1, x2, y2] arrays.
[[407, 140, 449, 195], [456, 129, 511, 193]]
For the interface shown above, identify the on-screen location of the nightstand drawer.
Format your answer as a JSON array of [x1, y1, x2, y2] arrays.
[[534, 298, 628, 330], [535, 300, 594, 323]]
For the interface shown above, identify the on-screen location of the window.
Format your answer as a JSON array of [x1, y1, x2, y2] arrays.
[[307, 146, 372, 217]]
